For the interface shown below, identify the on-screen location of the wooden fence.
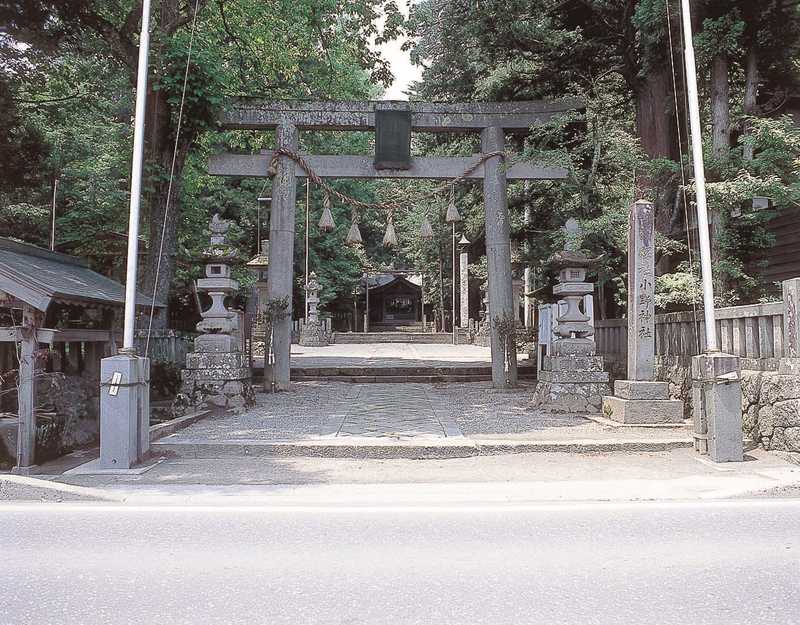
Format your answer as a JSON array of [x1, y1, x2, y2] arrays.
[[594, 301, 786, 370], [134, 329, 196, 365]]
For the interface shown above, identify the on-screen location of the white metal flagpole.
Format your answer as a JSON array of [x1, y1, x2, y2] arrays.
[[680, 0, 719, 352], [122, 0, 152, 353]]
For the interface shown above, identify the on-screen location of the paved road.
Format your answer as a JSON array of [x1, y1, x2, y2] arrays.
[[2, 499, 799, 625]]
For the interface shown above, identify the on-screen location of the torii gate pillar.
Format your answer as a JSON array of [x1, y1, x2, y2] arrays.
[[266, 122, 298, 390], [482, 126, 518, 387]]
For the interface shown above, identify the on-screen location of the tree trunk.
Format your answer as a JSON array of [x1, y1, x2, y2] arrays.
[[635, 67, 676, 162], [634, 67, 678, 239], [140, 86, 193, 329], [709, 54, 730, 274], [711, 54, 731, 158], [743, 47, 759, 162]]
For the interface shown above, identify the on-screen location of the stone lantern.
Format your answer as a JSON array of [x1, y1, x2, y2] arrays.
[[180, 214, 254, 411], [532, 219, 610, 413], [246, 239, 269, 318], [299, 272, 329, 346]]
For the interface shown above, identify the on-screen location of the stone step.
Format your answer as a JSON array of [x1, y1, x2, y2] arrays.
[[331, 332, 460, 344], [251, 366, 538, 384], [151, 437, 694, 460]]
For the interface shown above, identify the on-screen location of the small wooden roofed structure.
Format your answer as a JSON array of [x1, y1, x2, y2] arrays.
[[0, 238, 162, 471]]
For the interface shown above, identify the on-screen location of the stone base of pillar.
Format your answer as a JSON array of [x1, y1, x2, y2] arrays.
[[180, 351, 254, 413], [779, 358, 800, 375], [601, 380, 684, 424], [474, 320, 490, 347], [691, 353, 743, 462], [532, 354, 610, 414], [299, 320, 329, 347], [99, 355, 150, 470]]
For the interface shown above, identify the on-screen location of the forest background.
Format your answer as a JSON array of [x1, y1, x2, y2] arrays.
[[3, 0, 800, 329]]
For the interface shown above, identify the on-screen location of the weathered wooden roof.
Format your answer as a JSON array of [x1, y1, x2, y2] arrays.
[[368, 274, 421, 296], [0, 238, 163, 312]]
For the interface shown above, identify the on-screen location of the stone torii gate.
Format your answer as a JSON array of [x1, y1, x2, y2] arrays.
[[209, 99, 579, 389]]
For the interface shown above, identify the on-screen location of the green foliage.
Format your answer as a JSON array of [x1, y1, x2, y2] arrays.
[[5, 0, 800, 324], [407, 0, 800, 315]]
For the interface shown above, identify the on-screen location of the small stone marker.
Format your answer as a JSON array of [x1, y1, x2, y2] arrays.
[[602, 200, 683, 424]]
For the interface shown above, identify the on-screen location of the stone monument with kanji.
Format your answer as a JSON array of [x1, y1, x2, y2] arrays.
[[602, 200, 683, 423]]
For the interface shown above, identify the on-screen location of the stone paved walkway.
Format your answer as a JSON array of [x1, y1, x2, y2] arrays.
[[161, 381, 689, 446], [337, 384, 450, 437]]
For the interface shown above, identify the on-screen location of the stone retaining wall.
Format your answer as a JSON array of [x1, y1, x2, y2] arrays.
[[741, 371, 800, 452], [648, 356, 800, 452]]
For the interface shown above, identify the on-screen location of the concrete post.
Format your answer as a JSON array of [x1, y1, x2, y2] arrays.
[[99, 354, 150, 469], [265, 123, 298, 391], [482, 126, 518, 387], [780, 277, 800, 374], [459, 241, 469, 329], [691, 353, 743, 462]]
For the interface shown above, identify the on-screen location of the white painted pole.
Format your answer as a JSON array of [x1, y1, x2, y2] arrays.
[[680, 0, 719, 352], [122, 0, 152, 353]]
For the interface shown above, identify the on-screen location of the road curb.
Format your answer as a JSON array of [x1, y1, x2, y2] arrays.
[[0, 474, 123, 502]]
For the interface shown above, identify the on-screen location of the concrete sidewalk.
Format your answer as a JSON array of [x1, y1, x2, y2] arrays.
[[4, 447, 800, 505]]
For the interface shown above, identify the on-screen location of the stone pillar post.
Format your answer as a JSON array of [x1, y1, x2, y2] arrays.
[[602, 201, 683, 424], [523, 267, 533, 328], [512, 278, 524, 324], [266, 123, 298, 391], [627, 199, 656, 381], [482, 126, 517, 387], [459, 238, 469, 329], [780, 277, 800, 374]]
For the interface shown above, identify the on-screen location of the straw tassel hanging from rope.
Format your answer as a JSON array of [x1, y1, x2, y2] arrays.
[[345, 206, 362, 245], [445, 184, 461, 223], [420, 213, 434, 240], [318, 190, 336, 232], [383, 210, 398, 248]]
